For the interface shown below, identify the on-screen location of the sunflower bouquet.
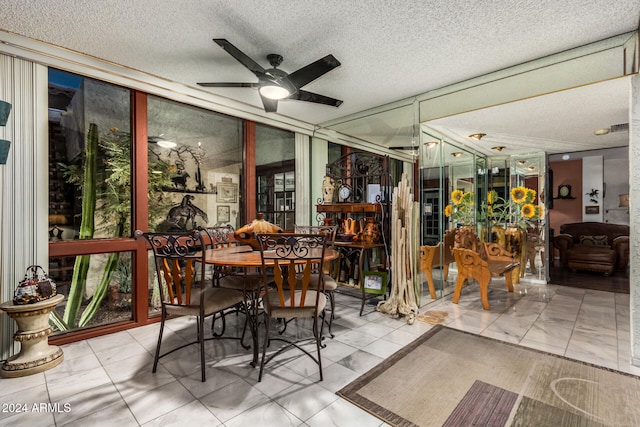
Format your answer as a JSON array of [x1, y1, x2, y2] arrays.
[[444, 189, 475, 225], [486, 186, 542, 227]]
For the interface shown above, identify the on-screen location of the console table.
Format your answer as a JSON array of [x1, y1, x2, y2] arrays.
[[0, 294, 64, 377]]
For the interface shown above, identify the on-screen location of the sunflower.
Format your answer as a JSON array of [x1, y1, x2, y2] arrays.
[[521, 203, 536, 219], [444, 205, 453, 217], [510, 186, 527, 203], [525, 188, 537, 203], [488, 190, 498, 205], [451, 190, 464, 205]]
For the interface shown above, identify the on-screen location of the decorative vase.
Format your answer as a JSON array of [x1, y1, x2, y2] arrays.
[[234, 213, 283, 250], [0, 140, 10, 164], [0, 100, 11, 126], [321, 176, 335, 203]]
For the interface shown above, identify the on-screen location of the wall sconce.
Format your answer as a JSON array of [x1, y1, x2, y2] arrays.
[[0, 100, 12, 164], [619, 194, 629, 208]]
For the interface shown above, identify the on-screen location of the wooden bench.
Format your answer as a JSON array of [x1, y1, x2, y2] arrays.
[[451, 227, 520, 310], [419, 230, 456, 299]]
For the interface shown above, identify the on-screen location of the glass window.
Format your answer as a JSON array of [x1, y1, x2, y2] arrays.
[[147, 96, 243, 232], [50, 252, 133, 333], [48, 69, 132, 241], [255, 124, 295, 230]]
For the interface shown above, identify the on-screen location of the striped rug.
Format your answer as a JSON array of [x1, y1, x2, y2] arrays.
[[337, 325, 640, 426]]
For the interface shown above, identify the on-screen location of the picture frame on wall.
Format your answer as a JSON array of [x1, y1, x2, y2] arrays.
[[216, 182, 237, 203], [217, 205, 230, 223], [585, 205, 599, 215]]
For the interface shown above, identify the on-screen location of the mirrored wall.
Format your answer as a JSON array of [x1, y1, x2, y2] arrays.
[[418, 127, 548, 307]]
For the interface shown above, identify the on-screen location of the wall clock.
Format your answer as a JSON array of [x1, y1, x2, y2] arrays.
[[558, 184, 573, 199], [338, 184, 352, 202]]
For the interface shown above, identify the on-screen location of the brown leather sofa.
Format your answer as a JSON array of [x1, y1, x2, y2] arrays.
[[553, 222, 629, 275]]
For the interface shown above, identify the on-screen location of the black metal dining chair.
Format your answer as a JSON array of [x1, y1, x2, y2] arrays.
[[255, 232, 329, 381], [294, 224, 338, 337], [136, 229, 245, 382]]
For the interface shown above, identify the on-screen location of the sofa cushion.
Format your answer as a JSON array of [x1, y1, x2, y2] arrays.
[[579, 235, 608, 246], [567, 245, 616, 265]]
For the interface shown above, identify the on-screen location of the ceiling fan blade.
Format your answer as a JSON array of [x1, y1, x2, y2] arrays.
[[260, 94, 278, 113], [289, 90, 343, 107], [213, 39, 267, 77], [197, 82, 259, 88], [287, 55, 341, 88]]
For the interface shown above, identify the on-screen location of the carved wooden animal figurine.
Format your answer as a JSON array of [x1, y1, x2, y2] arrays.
[[234, 213, 283, 250]]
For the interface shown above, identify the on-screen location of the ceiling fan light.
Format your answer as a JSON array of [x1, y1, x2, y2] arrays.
[[259, 84, 290, 100]]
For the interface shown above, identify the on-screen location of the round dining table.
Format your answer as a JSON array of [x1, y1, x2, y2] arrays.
[[204, 245, 339, 267], [203, 244, 339, 366]]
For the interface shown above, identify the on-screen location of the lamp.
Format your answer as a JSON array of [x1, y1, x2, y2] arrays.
[[468, 133, 486, 140], [259, 84, 290, 100]]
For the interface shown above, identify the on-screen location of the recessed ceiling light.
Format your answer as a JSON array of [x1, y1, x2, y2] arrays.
[[527, 166, 536, 171], [468, 133, 486, 140], [594, 128, 610, 136], [518, 160, 527, 165], [425, 141, 438, 148], [451, 152, 462, 158], [157, 140, 177, 149], [491, 146, 505, 152], [562, 154, 570, 160]]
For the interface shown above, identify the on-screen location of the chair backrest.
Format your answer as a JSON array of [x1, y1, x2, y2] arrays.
[[294, 225, 337, 246], [137, 230, 206, 307], [294, 225, 337, 276], [198, 225, 236, 249], [256, 232, 328, 313]]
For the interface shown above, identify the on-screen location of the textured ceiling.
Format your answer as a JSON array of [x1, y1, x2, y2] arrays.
[[0, 0, 638, 154]]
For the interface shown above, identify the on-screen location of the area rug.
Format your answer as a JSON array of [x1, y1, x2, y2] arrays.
[[337, 325, 640, 427], [416, 310, 448, 325]]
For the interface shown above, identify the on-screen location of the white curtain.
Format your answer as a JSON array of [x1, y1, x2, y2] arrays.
[[0, 54, 48, 360]]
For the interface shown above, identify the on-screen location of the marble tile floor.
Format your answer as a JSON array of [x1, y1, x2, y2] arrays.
[[1, 279, 637, 426]]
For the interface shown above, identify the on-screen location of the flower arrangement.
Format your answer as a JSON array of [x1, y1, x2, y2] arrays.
[[444, 189, 475, 225], [486, 186, 542, 227]]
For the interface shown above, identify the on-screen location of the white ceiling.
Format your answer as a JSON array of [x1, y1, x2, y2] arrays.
[[1, 0, 638, 154]]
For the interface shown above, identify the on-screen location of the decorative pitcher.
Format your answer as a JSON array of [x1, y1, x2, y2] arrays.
[[360, 217, 379, 243], [343, 217, 358, 235]]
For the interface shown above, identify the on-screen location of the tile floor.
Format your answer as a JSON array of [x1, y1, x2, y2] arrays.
[[1, 277, 637, 426]]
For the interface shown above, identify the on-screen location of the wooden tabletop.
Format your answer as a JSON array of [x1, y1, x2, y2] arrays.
[[205, 246, 339, 267]]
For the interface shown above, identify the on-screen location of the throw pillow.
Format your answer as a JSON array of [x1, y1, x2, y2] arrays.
[[579, 235, 608, 246]]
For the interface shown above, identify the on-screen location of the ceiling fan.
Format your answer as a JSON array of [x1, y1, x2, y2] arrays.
[[198, 39, 343, 113]]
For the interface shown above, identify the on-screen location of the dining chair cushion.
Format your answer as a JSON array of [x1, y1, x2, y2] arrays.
[[218, 274, 263, 292], [165, 286, 244, 317], [265, 290, 326, 319], [309, 273, 337, 291]]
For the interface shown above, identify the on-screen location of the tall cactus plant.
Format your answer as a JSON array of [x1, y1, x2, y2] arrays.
[[63, 123, 98, 327]]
